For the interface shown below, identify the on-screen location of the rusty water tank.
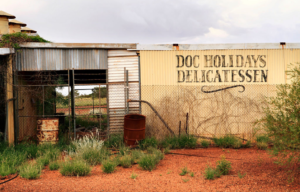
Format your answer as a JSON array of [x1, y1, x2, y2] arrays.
[[37, 118, 59, 144], [124, 114, 146, 146]]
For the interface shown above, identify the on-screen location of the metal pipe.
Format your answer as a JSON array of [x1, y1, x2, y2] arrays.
[[126, 70, 129, 114], [127, 99, 175, 135], [106, 69, 110, 138], [138, 54, 141, 114]]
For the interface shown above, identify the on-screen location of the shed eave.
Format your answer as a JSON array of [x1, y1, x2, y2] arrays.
[[0, 48, 15, 55], [20, 43, 137, 49], [136, 43, 300, 50]]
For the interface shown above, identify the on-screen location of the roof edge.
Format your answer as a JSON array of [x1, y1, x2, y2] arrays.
[[19, 43, 137, 49], [135, 43, 300, 50], [0, 48, 15, 55]]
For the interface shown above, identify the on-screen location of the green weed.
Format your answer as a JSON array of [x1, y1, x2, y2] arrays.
[[60, 160, 91, 176], [138, 154, 158, 171], [213, 135, 242, 149], [204, 165, 216, 180], [130, 172, 138, 179], [238, 171, 246, 179], [120, 155, 133, 168], [256, 135, 269, 143], [216, 155, 231, 175], [139, 137, 158, 150], [257, 142, 268, 150], [179, 166, 189, 176], [160, 135, 197, 149], [189, 172, 194, 177], [104, 134, 124, 149], [81, 147, 110, 166], [182, 178, 189, 182], [102, 159, 117, 173], [19, 162, 41, 180], [49, 161, 60, 170], [200, 140, 210, 148]]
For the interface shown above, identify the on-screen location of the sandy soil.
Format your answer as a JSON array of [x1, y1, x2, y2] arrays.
[[1, 148, 300, 192]]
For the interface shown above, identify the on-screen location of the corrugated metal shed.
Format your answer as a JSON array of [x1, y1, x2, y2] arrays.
[[16, 48, 108, 71]]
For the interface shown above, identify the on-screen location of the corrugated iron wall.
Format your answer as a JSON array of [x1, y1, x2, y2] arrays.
[[140, 49, 300, 139], [16, 48, 108, 71], [108, 50, 140, 133]]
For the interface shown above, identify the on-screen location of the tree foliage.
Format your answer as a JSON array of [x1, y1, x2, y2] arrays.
[[258, 63, 300, 165]]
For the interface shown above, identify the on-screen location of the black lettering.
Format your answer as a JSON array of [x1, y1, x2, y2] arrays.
[[222, 70, 230, 82], [193, 55, 200, 68], [259, 55, 267, 68], [221, 55, 227, 67], [214, 70, 222, 82], [186, 55, 192, 67], [232, 70, 237, 82], [245, 55, 252, 67], [178, 70, 185, 82], [251, 55, 260, 68], [254, 70, 260, 82], [246, 70, 252, 82], [214, 55, 221, 67], [236, 55, 244, 67], [261, 70, 268, 82], [186, 70, 193, 82], [206, 70, 213, 82], [204, 55, 213, 67], [194, 70, 200, 82], [239, 70, 245, 82], [201, 70, 206, 82], [176, 55, 184, 68], [229, 55, 234, 67]]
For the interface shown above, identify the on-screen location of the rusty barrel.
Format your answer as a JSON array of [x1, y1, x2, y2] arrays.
[[124, 114, 146, 146], [37, 118, 59, 144]]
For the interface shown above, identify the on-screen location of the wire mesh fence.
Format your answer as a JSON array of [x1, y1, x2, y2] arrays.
[[141, 84, 278, 140]]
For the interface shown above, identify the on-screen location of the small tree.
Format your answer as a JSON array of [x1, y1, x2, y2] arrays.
[[258, 63, 300, 165]]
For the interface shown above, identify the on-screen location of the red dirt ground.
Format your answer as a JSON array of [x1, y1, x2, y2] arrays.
[[2, 148, 300, 192]]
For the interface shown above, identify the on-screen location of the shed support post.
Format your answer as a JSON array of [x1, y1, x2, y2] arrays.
[[7, 55, 14, 146]]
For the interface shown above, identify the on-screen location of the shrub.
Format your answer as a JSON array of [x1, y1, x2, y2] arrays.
[[104, 134, 124, 149], [15, 143, 38, 159], [241, 141, 251, 148], [256, 135, 269, 143], [102, 159, 117, 173], [213, 135, 241, 148], [257, 142, 268, 150], [49, 161, 60, 170], [163, 147, 170, 154], [216, 155, 231, 175], [138, 154, 157, 171], [131, 149, 144, 162], [119, 146, 131, 156], [81, 147, 110, 166], [200, 140, 210, 148], [179, 166, 189, 176], [256, 64, 300, 166], [120, 155, 133, 168], [204, 165, 216, 180], [139, 137, 158, 150], [19, 162, 41, 180], [0, 150, 27, 176], [36, 156, 50, 167], [160, 135, 197, 149], [60, 160, 91, 176]]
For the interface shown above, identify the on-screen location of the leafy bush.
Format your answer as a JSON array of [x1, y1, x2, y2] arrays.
[[256, 135, 269, 143], [102, 159, 117, 173], [139, 137, 158, 150], [60, 160, 91, 176], [138, 154, 157, 171], [104, 134, 124, 149], [131, 149, 144, 162], [19, 162, 41, 180], [216, 155, 231, 175], [179, 166, 189, 176], [120, 155, 133, 168], [213, 135, 242, 148], [256, 64, 300, 165], [200, 140, 210, 148], [49, 161, 60, 170], [160, 135, 197, 149], [81, 147, 110, 166], [257, 142, 268, 150]]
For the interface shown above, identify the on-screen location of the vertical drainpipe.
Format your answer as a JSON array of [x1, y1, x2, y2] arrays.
[[138, 52, 141, 114], [13, 55, 19, 143], [280, 42, 286, 83]]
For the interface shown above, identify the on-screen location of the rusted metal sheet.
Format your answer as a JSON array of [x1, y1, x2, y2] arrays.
[[19, 43, 137, 49], [16, 48, 108, 71], [37, 118, 59, 144]]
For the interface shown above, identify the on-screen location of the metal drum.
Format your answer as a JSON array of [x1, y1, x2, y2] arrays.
[[124, 114, 146, 146], [37, 118, 59, 144]]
